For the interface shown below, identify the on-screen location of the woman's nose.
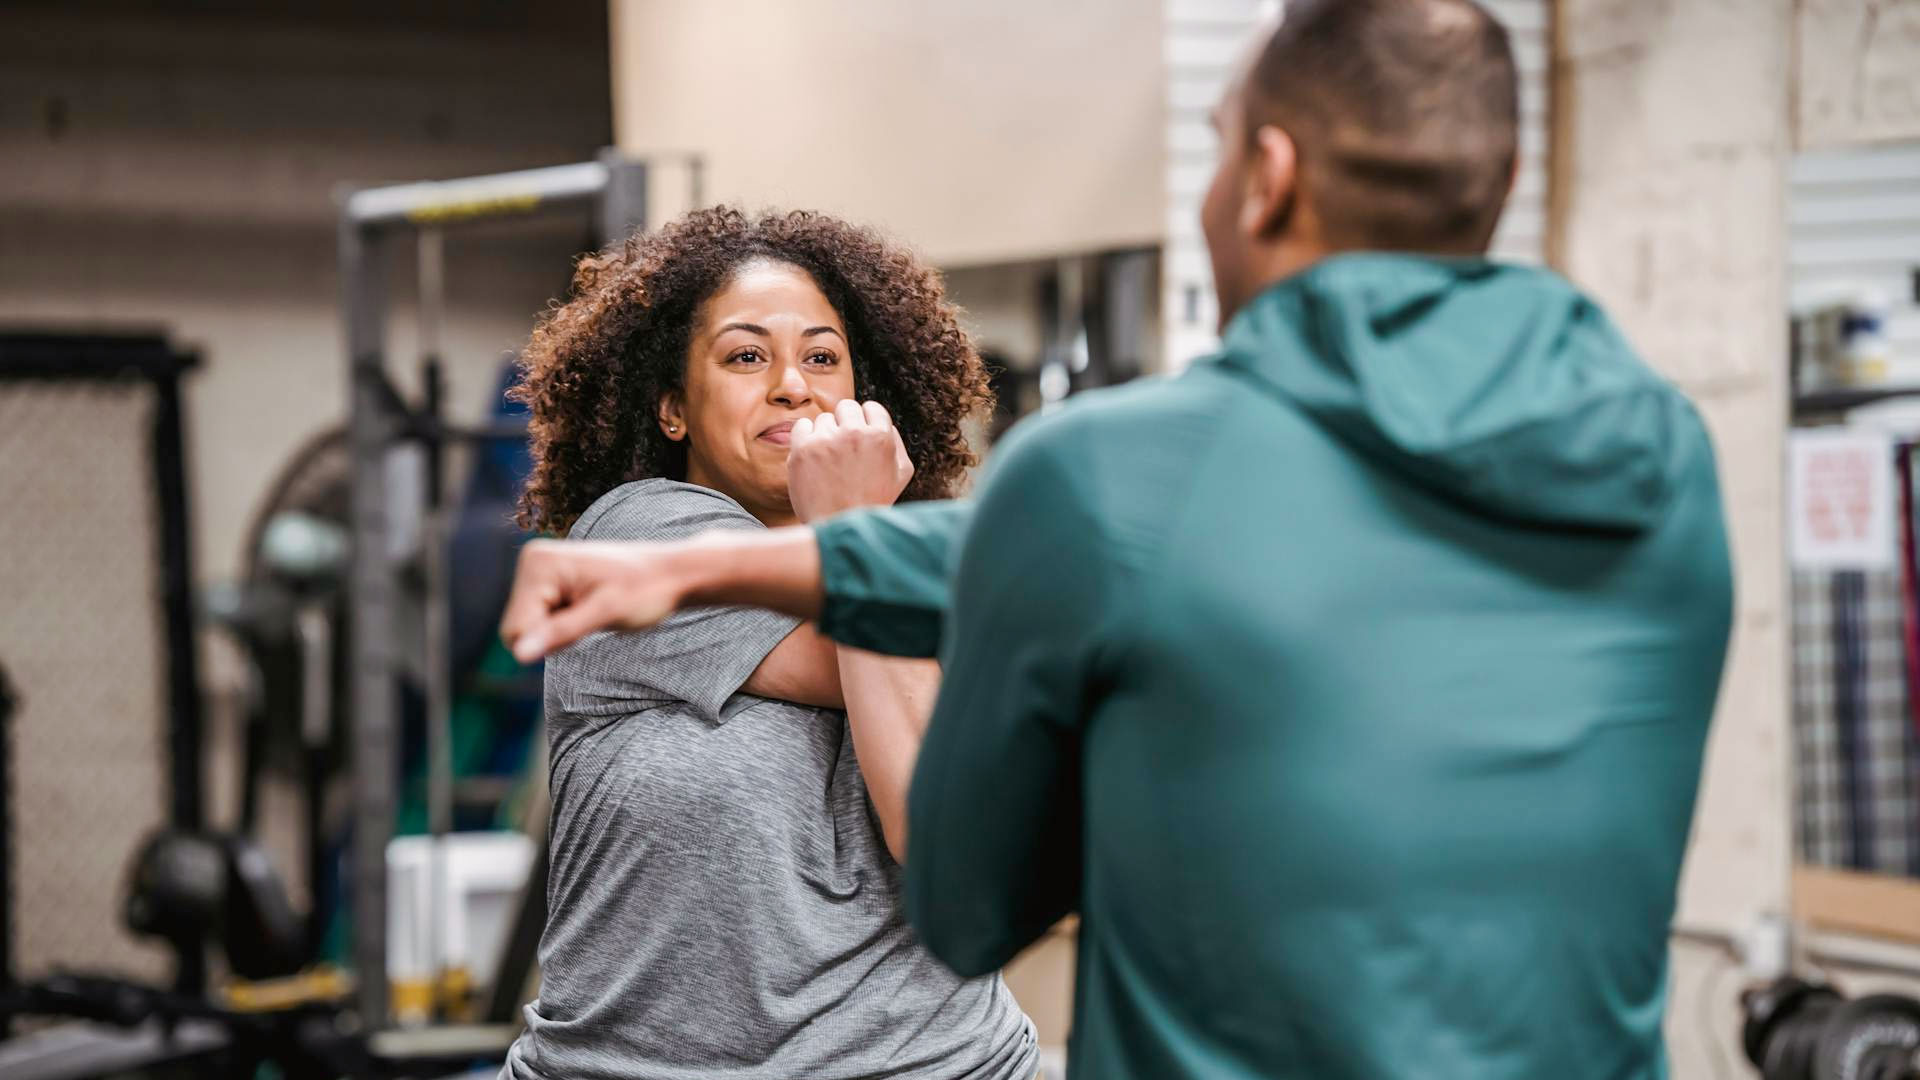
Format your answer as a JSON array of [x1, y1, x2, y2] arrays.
[[768, 359, 811, 407]]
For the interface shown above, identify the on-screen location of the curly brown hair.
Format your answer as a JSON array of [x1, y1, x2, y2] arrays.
[[512, 207, 993, 536]]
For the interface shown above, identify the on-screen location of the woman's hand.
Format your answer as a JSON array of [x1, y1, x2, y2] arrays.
[[788, 399, 915, 523]]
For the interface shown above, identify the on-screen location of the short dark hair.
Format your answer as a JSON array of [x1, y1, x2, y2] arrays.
[[1244, 0, 1519, 253]]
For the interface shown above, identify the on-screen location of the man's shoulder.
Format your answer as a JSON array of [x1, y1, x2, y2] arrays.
[[978, 367, 1244, 567], [1000, 364, 1241, 469], [1062, 363, 1237, 425]]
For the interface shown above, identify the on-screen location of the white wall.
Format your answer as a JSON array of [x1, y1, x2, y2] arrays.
[[608, 0, 1166, 268]]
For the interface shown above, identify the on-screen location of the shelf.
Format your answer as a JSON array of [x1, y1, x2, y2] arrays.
[[1793, 385, 1920, 419], [1794, 865, 1920, 945]]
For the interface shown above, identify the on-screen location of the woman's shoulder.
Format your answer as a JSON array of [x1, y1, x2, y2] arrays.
[[573, 479, 761, 543]]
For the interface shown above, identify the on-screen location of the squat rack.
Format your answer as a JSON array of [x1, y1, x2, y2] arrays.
[[338, 149, 672, 1027]]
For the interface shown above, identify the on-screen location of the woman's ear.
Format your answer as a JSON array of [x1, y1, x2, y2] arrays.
[[657, 393, 687, 441]]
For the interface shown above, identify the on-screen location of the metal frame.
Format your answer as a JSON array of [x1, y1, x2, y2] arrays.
[[0, 661, 13, 1037], [0, 332, 206, 997], [338, 149, 650, 1026]]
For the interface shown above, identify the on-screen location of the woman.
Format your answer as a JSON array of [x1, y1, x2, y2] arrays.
[[500, 207, 1037, 1080]]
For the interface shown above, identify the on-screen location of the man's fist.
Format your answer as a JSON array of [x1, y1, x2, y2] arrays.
[[787, 399, 914, 523], [499, 539, 686, 662]]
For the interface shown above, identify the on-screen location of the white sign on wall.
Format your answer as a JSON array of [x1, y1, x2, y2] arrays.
[[1788, 429, 1898, 571]]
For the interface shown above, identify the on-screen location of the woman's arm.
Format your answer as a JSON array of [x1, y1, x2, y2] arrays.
[[501, 407, 965, 666], [742, 623, 844, 709], [836, 648, 938, 862], [789, 401, 938, 860], [500, 401, 941, 805]]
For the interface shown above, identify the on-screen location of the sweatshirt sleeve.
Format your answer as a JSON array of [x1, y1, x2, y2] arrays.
[[812, 499, 976, 658], [902, 427, 1113, 975]]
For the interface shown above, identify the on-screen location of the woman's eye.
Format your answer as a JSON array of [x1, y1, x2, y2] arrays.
[[805, 351, 838, 366], [729, 349, 764, 365]]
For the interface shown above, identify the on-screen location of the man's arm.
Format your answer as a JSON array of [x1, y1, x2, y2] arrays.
[[501, 528, 826, 663], [502, 397, 973, 663], [904, 428, 1108, 976], [501, 501, 974, 663], [814, 501, 975, 658]]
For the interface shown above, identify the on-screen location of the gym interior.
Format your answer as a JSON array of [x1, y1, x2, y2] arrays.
[[3, 2, 1920, 1078]]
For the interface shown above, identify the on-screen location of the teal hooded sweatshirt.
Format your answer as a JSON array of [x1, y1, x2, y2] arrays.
[[811, 254, 1734, 1079]]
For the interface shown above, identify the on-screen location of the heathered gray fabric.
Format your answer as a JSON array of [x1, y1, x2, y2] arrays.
[[502, 479, 1036, 1080]]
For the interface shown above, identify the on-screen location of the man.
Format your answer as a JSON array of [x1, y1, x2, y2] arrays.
[[501, 1, 1734, 1076]]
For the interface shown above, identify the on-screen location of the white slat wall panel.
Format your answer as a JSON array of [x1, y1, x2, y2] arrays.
[[1789, 142, 1920, 366], [1162, 0, 1551, 370]]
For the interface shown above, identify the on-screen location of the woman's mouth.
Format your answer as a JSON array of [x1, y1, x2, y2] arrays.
[[758, 420, 797, 446]]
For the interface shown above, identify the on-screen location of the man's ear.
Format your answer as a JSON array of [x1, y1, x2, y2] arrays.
[[657, 392, 687, 441], [1241, 124, 1299, 240]]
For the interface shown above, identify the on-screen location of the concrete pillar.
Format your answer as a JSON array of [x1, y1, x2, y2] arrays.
[[1551, 1, 1794, 1072], [1798, 0, 1920, 149]]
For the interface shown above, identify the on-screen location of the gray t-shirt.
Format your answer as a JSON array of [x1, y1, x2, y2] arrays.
[[502, 479, 1036, 1080]]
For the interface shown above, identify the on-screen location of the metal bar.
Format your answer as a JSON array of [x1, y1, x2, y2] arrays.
[[1793, 385, 1920, 419], [237, 670, 264, 832], [346, 162, 610, 231], [1036, 260, 1080, 414], [0, 334, 196, 381], [418, 229, 454, 1018], [418, 230, 445, 365], [343, 214, 396, 1026], [149, 356, 208, 997], [483, 843, 546, 1024], [1670, 922, 1743, 955], [425, 516, 451, 1013], [485, 753, 549, 1026], [595, 149, 648, 247], [296, 607, 332, 961], [1805, 930, 1920, 980], [0, 663, 15, 1036]]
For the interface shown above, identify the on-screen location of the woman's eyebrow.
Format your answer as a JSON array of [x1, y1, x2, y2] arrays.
[[803, 326, 845, 341], [716, 321, 770, 337]]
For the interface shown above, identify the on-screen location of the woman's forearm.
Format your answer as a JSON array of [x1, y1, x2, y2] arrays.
[[835, 646, 939, 863]]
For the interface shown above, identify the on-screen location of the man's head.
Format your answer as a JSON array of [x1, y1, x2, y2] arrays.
[[1200, 0, 1519, 328]]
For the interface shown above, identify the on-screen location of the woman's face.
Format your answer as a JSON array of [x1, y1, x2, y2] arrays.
[[662, 259, 856, 525]]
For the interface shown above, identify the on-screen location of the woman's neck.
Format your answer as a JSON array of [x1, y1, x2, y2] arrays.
[[752, 505, 801, 530]]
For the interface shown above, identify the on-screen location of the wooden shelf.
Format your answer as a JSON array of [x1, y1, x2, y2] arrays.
[[1794, 865, 1920, 944]]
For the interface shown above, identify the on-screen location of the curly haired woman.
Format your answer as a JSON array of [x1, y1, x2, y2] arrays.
[[500, 207, 1037, 1080]]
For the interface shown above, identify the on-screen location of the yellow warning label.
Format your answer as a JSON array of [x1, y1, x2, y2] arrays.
[[406, 192, 542, 225]]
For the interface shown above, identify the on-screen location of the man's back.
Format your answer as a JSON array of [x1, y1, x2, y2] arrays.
[[871, 254, 1732, 1079]]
